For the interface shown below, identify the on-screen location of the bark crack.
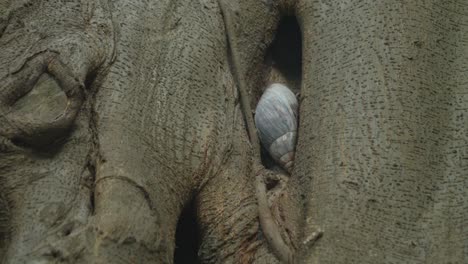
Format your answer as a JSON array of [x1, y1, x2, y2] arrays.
[[217, 1, 296, 262], [85, 67, 102, 215]]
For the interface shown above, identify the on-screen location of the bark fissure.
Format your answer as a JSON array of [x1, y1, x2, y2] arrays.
[[217, 1, 296, 262], [86, 70, 101, 215], [174, 199, 200, 264]]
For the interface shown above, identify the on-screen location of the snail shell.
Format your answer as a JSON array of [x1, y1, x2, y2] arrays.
[[254, 83, 298, 172]]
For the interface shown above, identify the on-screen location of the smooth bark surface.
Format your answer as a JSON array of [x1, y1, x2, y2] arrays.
[[0, 0, 467, 263]]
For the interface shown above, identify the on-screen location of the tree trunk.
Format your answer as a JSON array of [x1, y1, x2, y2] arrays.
[[295, 1, 468, 263], [0, 0, 467, 263]]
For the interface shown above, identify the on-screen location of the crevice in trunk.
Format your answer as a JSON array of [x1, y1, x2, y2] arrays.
[[251, 14, 303, 263], [264, 15, 302, 95], [260, 15, 302, 171], [85, 68, 100, 215], [174, 199, 200, 264]]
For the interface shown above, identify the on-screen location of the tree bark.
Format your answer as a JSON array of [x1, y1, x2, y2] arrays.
[[0, 0, 467, 263], [295, 1, 468, 263]]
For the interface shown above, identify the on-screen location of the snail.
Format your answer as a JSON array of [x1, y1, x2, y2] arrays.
[[255, 83, 298, 173]]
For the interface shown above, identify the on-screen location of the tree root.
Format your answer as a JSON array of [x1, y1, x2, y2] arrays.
[[255, 166, 294, 263]]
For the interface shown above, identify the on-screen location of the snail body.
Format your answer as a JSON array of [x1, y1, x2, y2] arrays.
[[255, 83, 298, 172]]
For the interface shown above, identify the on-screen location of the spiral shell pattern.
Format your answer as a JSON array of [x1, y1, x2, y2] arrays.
[[255, 83, 298, 172]]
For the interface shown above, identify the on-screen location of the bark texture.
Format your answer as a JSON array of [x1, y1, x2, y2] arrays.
[[0, 0, 467, 263], [295, 0, 468, 263]]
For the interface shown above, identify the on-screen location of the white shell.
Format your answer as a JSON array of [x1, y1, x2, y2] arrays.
[[255, 83, 298, 172]]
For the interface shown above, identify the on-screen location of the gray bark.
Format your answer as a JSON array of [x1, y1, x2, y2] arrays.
[[0, 0, 467, 263]]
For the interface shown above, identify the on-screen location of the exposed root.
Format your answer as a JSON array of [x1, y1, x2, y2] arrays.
[[255, 166, 294, 263], [217, 0, 260, 158]]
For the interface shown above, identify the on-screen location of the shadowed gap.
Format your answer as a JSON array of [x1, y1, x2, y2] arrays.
[[268, 15, 302, 89], [174, 199, 200, 264]]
